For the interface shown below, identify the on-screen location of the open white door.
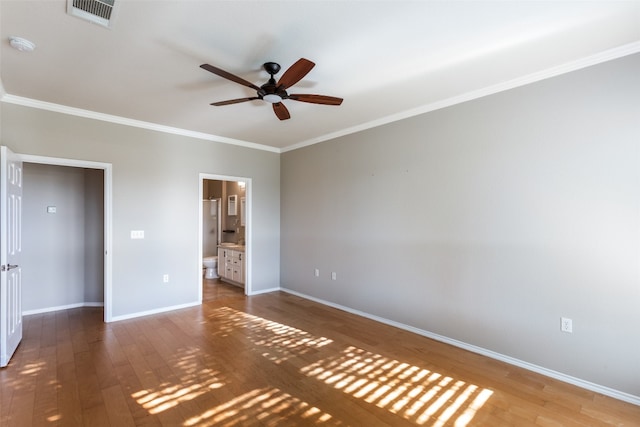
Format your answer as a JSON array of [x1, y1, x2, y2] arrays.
[[0, 146, 23, 367]]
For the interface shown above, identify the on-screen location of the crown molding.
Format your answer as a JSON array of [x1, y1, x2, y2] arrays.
[[0, 94, 281, 153], [283, 41, 640, 153], [2, 41, 638, 155]]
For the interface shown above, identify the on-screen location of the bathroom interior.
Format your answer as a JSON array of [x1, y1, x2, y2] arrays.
[[202, 179, 246, 292]]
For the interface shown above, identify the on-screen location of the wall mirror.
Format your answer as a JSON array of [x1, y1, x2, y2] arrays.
[[228, 194, 237, 216]]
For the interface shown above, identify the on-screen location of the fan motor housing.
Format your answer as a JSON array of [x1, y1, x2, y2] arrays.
[[263, 62, 281, 75]]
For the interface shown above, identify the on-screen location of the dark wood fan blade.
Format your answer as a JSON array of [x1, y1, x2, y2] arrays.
[[200, 64, 260, 91], [277, 58, 315, 90], [211, 97, 260, 106], [288, 94, 343, 105], [272, 102, 291, 120]]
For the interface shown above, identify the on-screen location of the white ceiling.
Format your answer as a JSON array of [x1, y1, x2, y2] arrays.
[[1, 1, 639, 152]]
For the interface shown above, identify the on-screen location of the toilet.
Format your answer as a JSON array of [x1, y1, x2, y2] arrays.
[[203, 256, 218, 279]]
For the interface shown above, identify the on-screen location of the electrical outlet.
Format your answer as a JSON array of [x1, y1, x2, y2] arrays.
[[561, 317, 573, 333], [331, 272, 337, 280], [163, 274, 169, 283], [314, 268, 320, 277]]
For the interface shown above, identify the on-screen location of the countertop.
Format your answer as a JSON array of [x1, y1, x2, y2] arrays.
[[218, 244, 245, 252]]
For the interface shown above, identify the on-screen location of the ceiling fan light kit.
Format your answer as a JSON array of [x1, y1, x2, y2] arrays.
[[262, 94, 283, 104], [200, 58, 343, 120]]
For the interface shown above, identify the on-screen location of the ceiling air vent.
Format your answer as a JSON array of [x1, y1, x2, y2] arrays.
[[67, 0, 116, 28]]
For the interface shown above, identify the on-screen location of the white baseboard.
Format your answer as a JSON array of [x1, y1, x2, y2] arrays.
[[23, 302, 104, 316], [109, 301, 201, 322], [280, 287, 640, 407], [247, 286, 281, 296]]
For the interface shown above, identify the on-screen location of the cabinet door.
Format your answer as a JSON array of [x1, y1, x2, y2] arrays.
[[232, 265, 243, 283], [230, 251, 244, 284], [217, 248, 225, 276], [237, 252, 245, 284]]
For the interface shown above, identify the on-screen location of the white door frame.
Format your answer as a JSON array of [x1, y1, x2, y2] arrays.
[[199, 173, 251, 300], [18, 154, 113, 322]]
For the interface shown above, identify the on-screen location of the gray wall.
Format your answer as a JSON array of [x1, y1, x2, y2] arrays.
[[281, 54, 640, 396], [1, 105, 280, 318], [84, 166, 105, 302], [22, 163, 103, 311]]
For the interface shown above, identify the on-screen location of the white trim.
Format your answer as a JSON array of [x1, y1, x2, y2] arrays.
[[23, 302, 104, 316], [110, 301, 201, 322], [18, 153, 114, 323], [18, 154, 110, 170], [282, 41, 640, 153], [247, 286, 280, 296], [198, 178, 205, 304], [0, 94, 280, 154], [103, 165, 113, 322], [3, 43, 639, 155], [280, 287, 640, 407]]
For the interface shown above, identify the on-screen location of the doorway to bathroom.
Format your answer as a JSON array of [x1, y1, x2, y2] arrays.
[[199, 174, 250, 302]]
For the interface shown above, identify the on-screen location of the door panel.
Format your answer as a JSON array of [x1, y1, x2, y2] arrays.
[[1, 146, 23, 367]]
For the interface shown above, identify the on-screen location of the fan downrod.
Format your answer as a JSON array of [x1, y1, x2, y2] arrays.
[[263, 62, 281, 76]]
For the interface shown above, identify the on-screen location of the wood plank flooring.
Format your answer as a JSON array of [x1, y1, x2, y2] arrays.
[[1, 280, 639, 426]]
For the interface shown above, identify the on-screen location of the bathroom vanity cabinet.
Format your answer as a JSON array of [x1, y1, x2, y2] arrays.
[[218, 246, 245, 286]]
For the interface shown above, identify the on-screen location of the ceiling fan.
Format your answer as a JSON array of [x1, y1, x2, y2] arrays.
[[200, 58, 343, 120]]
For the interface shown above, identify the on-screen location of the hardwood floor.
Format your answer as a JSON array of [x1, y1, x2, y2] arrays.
[[1, 282, 639, 426]]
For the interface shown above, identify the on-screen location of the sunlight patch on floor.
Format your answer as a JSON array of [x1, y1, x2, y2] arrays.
[[132, 308, 491, 425], [20, 361, 47, 375], [301, 346, 493, 426], [208, 307, 334, 363], [133, 377, 225, 415], [131, 347, 226, 415], [183, 387, 335, 427]]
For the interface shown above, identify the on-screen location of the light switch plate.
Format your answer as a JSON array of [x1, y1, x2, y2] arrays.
[[131, 230, 144, 239], [47, 206, 57, 214]]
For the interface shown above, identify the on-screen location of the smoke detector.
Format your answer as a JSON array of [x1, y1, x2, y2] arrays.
[[67, 0, 117, 28], [9, 36, 36, 52]]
